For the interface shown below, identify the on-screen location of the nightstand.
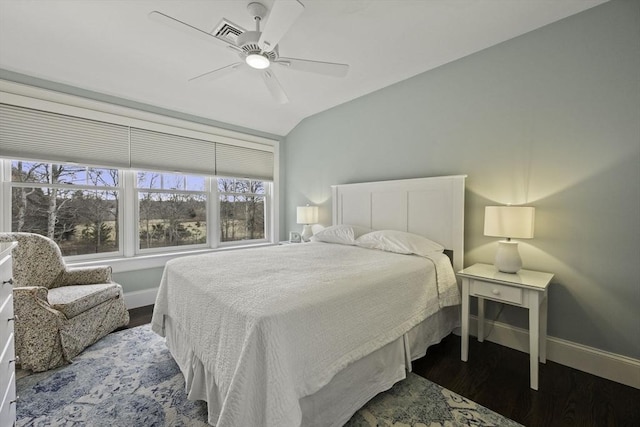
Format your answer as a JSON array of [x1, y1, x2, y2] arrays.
[[458, 263, 554, 390]]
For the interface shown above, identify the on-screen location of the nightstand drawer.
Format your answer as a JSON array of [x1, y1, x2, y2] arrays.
[[470, 280, 523, 305]]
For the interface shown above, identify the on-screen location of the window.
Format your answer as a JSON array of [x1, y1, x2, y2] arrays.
[[10, 160, 120, 257], [218, 178, 266, 242], [0, 86, 278, 267], [3, 159, 273, 261], [137, 171, 207, 251]]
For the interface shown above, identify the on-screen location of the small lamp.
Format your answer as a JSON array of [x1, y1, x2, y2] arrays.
[[484, 206, 535, 273], [297, 205, 319, 242]]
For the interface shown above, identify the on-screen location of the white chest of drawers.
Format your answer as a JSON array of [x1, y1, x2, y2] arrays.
[[0, 242, 17, 427]]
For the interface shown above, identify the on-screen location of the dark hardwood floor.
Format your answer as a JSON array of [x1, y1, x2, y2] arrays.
[[127, 306, 640, 427], [126, 305, 155, 328], [412, 335, 640, 427]]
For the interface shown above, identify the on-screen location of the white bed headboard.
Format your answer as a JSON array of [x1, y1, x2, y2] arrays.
[[331, 175, 466, 273]]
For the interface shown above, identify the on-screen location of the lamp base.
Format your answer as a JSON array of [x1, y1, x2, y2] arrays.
[[301, 224, 313, 242], [494, 240, 522, 273]]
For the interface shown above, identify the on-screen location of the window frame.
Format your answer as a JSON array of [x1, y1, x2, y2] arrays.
[[135, 170, 210, 254], [1, 160, 276, 265], [5, 161, 125, 261], [217, 177, 271, 247]]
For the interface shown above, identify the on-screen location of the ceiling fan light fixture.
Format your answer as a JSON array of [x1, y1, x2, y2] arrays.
[[246, 53, 270, 69]]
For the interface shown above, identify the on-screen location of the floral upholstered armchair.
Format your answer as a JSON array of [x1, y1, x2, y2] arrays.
[[0, 232, 129, 372]]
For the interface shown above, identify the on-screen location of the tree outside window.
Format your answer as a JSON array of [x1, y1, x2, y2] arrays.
[[8, 161, 271, 257], [137, 171, 207, 250], [218, 178, 265, 242], [10, 161, 119, 256]]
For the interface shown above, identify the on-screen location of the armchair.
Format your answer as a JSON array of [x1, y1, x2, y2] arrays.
[[0, 232, 129, 372]]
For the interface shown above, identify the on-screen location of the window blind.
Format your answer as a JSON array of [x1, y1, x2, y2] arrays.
[[216, 143, 274, 181], [129, 128, 216, 175], [1, 103, 275, 181], [0, 103, 130, 168]]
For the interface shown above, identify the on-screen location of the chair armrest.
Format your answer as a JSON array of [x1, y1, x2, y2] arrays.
[[13, 286, 49, 302], [57, 265, 113, 286], [13, 286, 66, 323]]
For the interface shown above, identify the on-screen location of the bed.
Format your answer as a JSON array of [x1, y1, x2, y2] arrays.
[[151, 175, 466, 427]]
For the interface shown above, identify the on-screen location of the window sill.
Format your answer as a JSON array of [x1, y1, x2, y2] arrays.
[[66, 242, 276, 273]]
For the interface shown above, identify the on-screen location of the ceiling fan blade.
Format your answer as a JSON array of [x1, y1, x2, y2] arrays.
[[258, 0, 304, 52], [189, 62, 245, 82], [261, 70, 289, 104], [149, 11, 241, 52], [275, 57, 349, 77]]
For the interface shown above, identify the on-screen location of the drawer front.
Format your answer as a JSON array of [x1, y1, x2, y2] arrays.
[[470, 280, 523, 305], [0, 295, 13, 352], [0, 370, 16, 427], [0, 335, 15, 400], [0, 281, 10, 310], [0, 255, 12, 304]]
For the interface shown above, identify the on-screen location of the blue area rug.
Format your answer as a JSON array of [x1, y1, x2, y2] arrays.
[[16, 324, 521, 426]]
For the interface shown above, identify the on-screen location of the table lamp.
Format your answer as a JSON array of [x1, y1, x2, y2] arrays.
[[484, 206, 535, 273], [297, 205, 318, 242]]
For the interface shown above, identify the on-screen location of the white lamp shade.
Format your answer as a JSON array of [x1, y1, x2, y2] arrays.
[[484, 206, 535, 239], [297, 205, 318, 224]]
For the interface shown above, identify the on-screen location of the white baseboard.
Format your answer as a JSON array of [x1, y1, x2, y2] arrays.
[[124, 287, 158, 309], [456, 316, 640, 389]]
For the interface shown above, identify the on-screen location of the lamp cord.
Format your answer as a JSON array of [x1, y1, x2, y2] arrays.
[[482, 304, 505, 340]]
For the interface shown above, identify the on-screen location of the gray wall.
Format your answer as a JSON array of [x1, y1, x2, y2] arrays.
[[113, 267, 164, 294], [283, 1, 640, 359]]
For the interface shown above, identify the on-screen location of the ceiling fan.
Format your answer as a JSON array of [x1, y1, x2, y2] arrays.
[[149, 1, 349, 104]]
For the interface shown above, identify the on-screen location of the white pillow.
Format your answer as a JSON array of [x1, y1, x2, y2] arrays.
[[355, 230, 444, 256], [310, 224, 371, 245]]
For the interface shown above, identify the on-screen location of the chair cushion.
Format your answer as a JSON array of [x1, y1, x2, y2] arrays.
[[48, 283, 122, 319]]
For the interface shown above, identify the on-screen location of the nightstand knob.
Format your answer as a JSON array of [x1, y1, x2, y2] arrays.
[[491, 289, 500, 296]]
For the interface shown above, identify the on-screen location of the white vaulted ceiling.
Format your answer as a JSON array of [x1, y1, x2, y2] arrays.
[[0, 0, 607, 136]]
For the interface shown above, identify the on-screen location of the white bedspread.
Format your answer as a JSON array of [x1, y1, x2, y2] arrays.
[[151, 242, 459, 427]]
